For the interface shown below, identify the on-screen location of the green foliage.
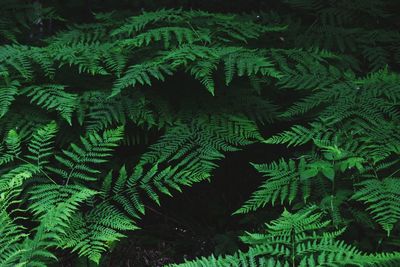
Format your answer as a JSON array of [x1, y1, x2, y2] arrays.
[[21, 85, 77, 125], [0, 1, 399, 266], [0, 80, 19, 119], [59, 206, 138, 264], [235, 159, 302, 213], [352, 178, 400, 236], [170, 206, 400, 266], [26, 121, 58, 168], [49, 127, 124, 183]]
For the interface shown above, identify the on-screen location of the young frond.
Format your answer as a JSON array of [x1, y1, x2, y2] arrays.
[[82, 93, 126, 132], [50, 42, 109, 75], [362, 46, 390, 71], [189, 59, 218, 95], [100, 165, 144, 219], [139, 115, 261, 166]]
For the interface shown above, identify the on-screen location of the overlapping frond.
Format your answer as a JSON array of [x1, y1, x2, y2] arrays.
[[171, 206, 400, 267], [1, 3, 400, 266], [48, 127, 124, 183]]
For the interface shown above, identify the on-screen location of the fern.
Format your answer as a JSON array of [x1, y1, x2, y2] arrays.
[[19, 186, 95, 266], [4, 129, 22, 158], [0, 171, 32, 267], [235, 159, 300, 214], [352, 178, 400, 236], [119, 27, 210, 48], [111, 9, 183, 36], [0, 170, 72, 267], [111, 59, 174, 97], [48, 127, 124, 183], [362, 46, 390, 71], [265, 124, 318, 146], [28, 184, 97, 219], [171, 206, 400, 266], [59, 205, 138, 264], [1, 3, 400, 265], [21, 85, 78, 125], [0, 80, 19, 119], [26, 121, 58, 168]]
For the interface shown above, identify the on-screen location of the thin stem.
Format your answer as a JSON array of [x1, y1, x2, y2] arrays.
[[186, 21, 207, 45], [387, 168, 400, 179], [16, 156, 57, 184]]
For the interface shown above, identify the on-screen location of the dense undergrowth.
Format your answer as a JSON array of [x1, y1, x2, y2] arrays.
[[0, 0, 400, 266]]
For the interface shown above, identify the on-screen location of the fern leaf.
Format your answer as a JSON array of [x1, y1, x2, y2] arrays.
[[235, 159, 300, 214], [21, 85, 78, 125], [60, 205, 138, 264], [26, 121, 58, 168], [352, 178, 400, 236], [0, 80, 19, 119], [49, 127, 124, 183]]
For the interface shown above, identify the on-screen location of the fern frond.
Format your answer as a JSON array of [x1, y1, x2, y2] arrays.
[[48, 127, 124, 183], [0, 45, 34, 80], [0, 80, 19, 119], [264, 124, 317, 146], [111, 59, 174, 97], [222, 49, 282, 86], [111, 9, 182, 36], [235, 159, 300, 214], [26, 121, 57, 168], [0, 171, 31, 267], [352, 178, 400, 236], [60, 205, 138, 264], [20, 186, 95, 267], [29, 184, 97, 219], [172, 206, 400, 266], [362, 46, 390, 71], [21, 85, 78, 125], [119, 27, 210, 48], [5, 129, 22, 158]]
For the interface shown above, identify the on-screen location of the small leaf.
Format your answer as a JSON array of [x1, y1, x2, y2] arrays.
[[300, 168, 318, 180], [321, 167, 335, 181]]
